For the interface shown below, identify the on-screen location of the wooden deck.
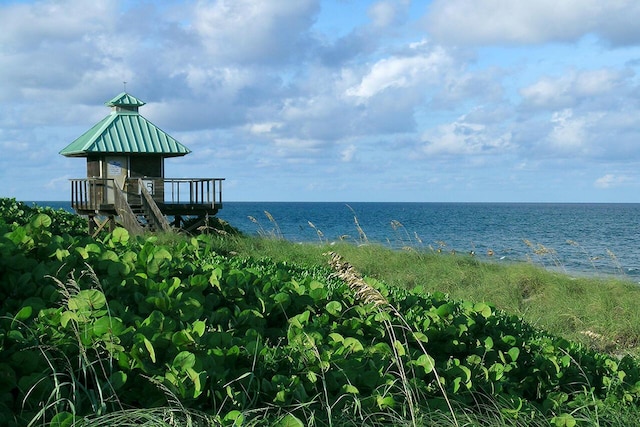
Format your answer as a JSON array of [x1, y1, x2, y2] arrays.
[[70, 177, 224, 234]]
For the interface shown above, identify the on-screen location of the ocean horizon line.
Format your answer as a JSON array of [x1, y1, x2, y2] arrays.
[[8, 199, 640, 278], [20, 199, 640, 205]]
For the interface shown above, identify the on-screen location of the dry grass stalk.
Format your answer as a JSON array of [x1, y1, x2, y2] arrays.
[[606, 249, 624, 275], [345, 204, 369, 244], [264, 210, 283, 239], [308, 221, 325, 243], [324, 251, 458, 426], [325, 252, 388, 308]]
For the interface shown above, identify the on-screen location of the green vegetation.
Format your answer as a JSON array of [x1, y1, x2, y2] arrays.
[[2, 198, 640, 426], [210, 236, 640, 356]]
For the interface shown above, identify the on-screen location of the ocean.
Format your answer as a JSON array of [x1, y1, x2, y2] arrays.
[[28, 201, 640, 280]]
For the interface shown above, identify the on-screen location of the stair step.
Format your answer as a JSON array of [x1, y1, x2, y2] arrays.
[[120, 199, 168, 234]]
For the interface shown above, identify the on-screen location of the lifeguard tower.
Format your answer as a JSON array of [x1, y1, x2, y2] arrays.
[[60, 92, 224, 235]]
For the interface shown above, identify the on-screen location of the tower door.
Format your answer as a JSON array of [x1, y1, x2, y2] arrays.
[[105, 156, 128, 204]]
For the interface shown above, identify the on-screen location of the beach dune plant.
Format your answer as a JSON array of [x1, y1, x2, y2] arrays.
[[3, 198, 640, 426]]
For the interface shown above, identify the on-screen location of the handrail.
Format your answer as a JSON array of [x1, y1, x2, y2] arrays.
[[71, 178, 110, 211], [113, 182, 144, 235], [71, 177, 224, 210], [138, 178, 171, 232], [164, 178, 224, 207]]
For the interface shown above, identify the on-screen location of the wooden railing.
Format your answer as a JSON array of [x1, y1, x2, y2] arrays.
[[71, 178, 109, 210], [70, 177, 224, 211], [164, 178, 224, 208]]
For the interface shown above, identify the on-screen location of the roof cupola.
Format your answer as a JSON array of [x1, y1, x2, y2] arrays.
[[105, 92, 146, 113]]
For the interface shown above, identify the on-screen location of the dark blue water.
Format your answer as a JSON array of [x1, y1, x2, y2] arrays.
[[28, 201, 640, 280]]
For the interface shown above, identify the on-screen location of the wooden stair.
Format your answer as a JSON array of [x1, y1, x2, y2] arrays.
[[129, 204, 157, 232], [112, 180, 172, 235]]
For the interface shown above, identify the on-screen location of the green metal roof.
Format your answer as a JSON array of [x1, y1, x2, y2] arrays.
[[60, 93, 191, 158], [106, 92, 146, 107]]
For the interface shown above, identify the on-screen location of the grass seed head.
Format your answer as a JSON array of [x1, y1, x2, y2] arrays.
[[325, 251, 388, 308]]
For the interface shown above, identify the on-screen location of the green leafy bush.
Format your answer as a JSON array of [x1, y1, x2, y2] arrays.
[[2, 199, 640, 426]]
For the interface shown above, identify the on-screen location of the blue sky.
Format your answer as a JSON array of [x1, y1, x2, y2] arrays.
[[2, 0, 640, 202]]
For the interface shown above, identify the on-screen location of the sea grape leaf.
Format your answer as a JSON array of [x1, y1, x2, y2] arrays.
[[209, 268, 223, 290], [393, 339, 406, 357], [49, 411, 75, 427], [108, 371, 127, 391], [328, 332, 344, 344], [190, 274, 208, 289], [173, 351, 196, 371], [143, 337, 156, 363], [326, 301, 343, 316], [60, 311, 79, 328], [436, 303, 454, 318], [68, 289, 106, 312], [412, 332, 429, 343], [507, 347, 520, 363], [186, 368, 204, 398], [75, 246, 89, 259], [110, 227, 129, 244], [456, 365, 472, 383], [489, 363, 505, 381], [474, 302, 492, 318], [145, 248, 173, 276], [552, 413, 577, 427], [7, 226, 29, 245], [55, 248, 70, 261], [309, 286, 328, 301], [289, 310, 311, 328], [484, 336, 494, 350], [192, 320, 206, 337], [274, 292, 291, 307], [100, 250, 119, 262], [344, 337, 364, 353], [108, 260, 129, 277], [414, 354, 436, 375], [306, 371, 318, 383], [342, 384, 359, 394], [31, 213, 52, 229], [93, 316, 125, 337], [172, 330, 195, 347], [14, 305, 33, 321], [223, 410, 244, 426], [85, 243, 102, 254], [376, 395, 396, 409], [274, 414, 304, 427], [502, 335, 517, 346]]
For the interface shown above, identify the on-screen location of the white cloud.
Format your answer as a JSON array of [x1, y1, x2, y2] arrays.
[[2, 0, 640, 202], [547, 109, 588, 152], [340, 144, 357, 162], [594, 174, 629, 189], [421, 119, 512, 157], [424, 0, 640, 46], [346, 44, 452, 98], [0, 0, 114, 48], [191, 0, 319, 64], [520, 69, 630, 109], [247, 122, 283, 135], [367, 0, 410, 29]]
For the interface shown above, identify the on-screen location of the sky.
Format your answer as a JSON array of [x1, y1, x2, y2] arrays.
[[1, 0, 640, 203]]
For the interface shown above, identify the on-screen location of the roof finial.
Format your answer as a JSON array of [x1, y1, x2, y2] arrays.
[[123, 81, 127, 92]]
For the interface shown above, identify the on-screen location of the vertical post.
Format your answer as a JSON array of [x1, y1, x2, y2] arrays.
[[88, 215, 95, 235]]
